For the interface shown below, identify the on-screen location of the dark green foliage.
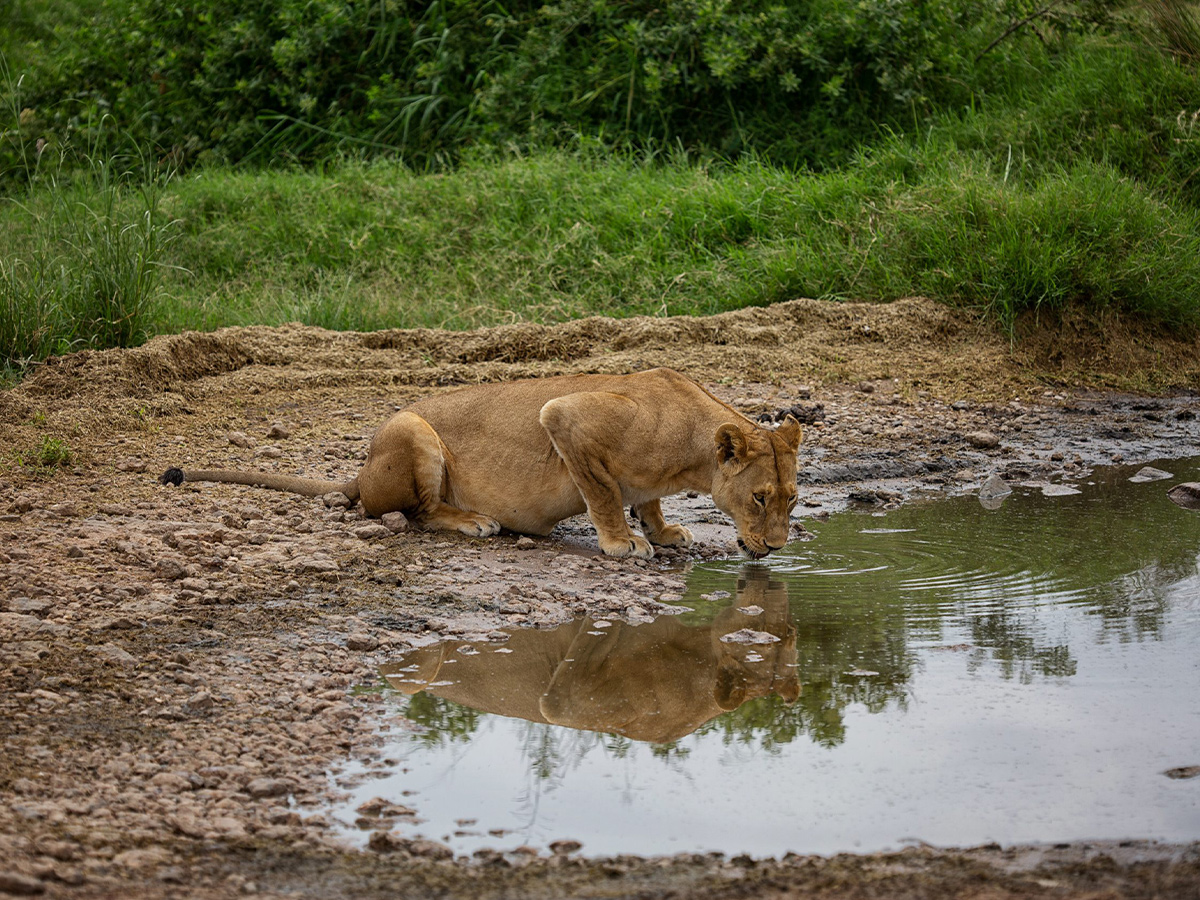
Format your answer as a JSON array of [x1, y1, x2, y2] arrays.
[[2, 0, 1111, 174]]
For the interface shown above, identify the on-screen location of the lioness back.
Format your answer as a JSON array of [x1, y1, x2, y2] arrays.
[[402, 369, 714, 534]]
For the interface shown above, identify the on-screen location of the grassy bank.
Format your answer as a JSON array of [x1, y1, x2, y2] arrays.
[[2, 3, 1200, 374], [4, 143, 1198, 363]]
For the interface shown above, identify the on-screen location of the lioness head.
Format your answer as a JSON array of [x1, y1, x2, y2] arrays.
[[711, 416, 802, 559]]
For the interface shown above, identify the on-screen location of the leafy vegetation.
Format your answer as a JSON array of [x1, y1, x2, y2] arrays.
[[2, 0, 1112, 172], [1, 0, 1199, 371]]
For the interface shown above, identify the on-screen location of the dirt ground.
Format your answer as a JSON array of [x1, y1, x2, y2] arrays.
[[2, 297, 1199, 899]]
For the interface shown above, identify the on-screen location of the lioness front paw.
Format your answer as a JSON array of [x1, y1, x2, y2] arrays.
[[459, 514, 501, 538], [599, 534, 655, 560], [647, 524, 694, 548]]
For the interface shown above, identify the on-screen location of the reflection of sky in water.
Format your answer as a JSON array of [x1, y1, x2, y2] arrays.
[[334, 458, 1200, 857]]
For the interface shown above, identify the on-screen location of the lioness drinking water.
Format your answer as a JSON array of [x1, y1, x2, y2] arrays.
[[160, 367, 802, 559]]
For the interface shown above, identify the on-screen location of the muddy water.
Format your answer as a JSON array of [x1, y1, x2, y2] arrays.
[[334, 458, 1200, 857]]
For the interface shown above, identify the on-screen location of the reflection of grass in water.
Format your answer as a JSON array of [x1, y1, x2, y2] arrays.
[[401, 692, 482, 747]]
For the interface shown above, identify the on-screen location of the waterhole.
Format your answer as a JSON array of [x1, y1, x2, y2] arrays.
[[334, 458, 1200, 857]]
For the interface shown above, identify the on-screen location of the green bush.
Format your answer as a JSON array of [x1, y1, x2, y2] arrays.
[[3, 0, 1095, 175]]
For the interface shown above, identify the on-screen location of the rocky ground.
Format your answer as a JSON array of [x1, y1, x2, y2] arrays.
[[1, 297, 1199, 899]]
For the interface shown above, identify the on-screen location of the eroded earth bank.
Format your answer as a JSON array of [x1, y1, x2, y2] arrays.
[[2, 298, 1200, 899]]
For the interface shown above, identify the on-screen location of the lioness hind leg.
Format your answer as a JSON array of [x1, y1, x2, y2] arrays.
[[631, 499, 695, 548], [357, 411, 500, 538]]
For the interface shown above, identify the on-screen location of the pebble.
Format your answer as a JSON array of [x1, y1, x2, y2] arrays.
[[718, 629, 780, 645], [92, 643, 138, 668], [0, 871, 44, 895], [267, 423, 292, 439], [154, 559, 187, 581], [1129, 466, 1172, 483], [244, 777, 294, 798], [978, 474, 1012, 500], [965, 431, 1000, 450], [550, 840, 583, 856], [346, 633, 380, 651], [380, 511, 409, 533], [515, 537, 537, 551], [227, 431, 255, 449], [351, 524, 393, 540], [1167, 483, 1200, 510]]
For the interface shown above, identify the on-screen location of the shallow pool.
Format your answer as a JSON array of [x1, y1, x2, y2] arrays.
[[334, 458, 1200, 857]]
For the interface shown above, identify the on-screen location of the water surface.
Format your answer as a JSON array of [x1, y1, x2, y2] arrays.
[[335, 458, 1200, 856]]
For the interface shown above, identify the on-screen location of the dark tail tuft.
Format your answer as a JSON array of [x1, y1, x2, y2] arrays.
[[159, 467, 185, 487]]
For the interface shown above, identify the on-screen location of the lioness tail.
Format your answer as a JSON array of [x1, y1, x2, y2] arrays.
[[159, 467, 359, 501]]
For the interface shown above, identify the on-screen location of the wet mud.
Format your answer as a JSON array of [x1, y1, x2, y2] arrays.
[[2, 298, 1199, 898]]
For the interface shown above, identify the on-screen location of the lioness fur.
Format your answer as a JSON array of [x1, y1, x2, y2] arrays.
[[160, 367, 803, 559]]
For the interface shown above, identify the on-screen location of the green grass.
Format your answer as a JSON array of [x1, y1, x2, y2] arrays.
[[3, 142, 1199, 370], [0, 156, 178, 373], [2, 12, 1200, 371]]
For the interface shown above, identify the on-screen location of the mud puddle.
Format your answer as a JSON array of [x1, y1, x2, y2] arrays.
[[330, 457, 1200, 859]]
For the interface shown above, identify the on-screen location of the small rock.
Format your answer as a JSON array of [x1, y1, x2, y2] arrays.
[[256, 446, 284, 459], [719, 629, 781, 645], [351, 524, 392, 540], [1164, 765, 1200, 779], [93, 643, 137, 668], [1167, 483, 1200, 510], [267, 423, 291, 439], [978, 474, 1012, 501], [367, 832, 409, 854], [856, 381, 875, 394], [409, 840, 453, 860], [244, 777, 293, 798], [323, 492, 352, 509], [183, 691, 214, 712], [550, 840, 583, 856], [346, 633, 379, 652], [951, 400, 971, 411], [150, 772, 200, 792], [227, 431, 255, 448], [293, 554, 339, 574], [1129, 466, 1173, 484], [515, 536, 537, 551], [380, 511, 409, 533], [154, 558, 187, 581], [1041, 484, 1082, 497], [113, 847, 171, 870], [0, 871, 44, 895], [965, 431, 1000, 450], [65, 545, 86, 559]]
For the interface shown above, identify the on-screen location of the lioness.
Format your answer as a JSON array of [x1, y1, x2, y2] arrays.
[[160, 367, 802, 559]]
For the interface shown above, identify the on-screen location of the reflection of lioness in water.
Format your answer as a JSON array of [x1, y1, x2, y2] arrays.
[[161, 368, 802, 559], [382, 570, 799, 744]]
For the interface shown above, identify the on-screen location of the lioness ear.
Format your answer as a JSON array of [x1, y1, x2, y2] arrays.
[[715, 424, 749, 467], [775, 415, 803, 452]]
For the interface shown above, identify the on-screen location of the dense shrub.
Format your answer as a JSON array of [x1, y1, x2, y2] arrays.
[[4, 0, 1101, 174]]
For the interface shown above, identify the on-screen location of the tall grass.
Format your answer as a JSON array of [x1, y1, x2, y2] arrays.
[[20, 146, 1183, 339], [1, 81, 178, 373]]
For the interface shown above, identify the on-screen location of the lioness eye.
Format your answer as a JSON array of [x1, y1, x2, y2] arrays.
[[753, 493, 766, 506]]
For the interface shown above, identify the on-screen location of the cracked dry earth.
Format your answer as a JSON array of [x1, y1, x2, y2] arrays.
[[2, 297, 1200, 899]]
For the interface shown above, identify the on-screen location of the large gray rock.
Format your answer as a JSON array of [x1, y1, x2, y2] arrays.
[[1167, 483, 1200, 510], [1129, 466, 1173, 483]]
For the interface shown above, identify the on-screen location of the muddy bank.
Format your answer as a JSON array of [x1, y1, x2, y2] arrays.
[[1, 298, 1199, 899]]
